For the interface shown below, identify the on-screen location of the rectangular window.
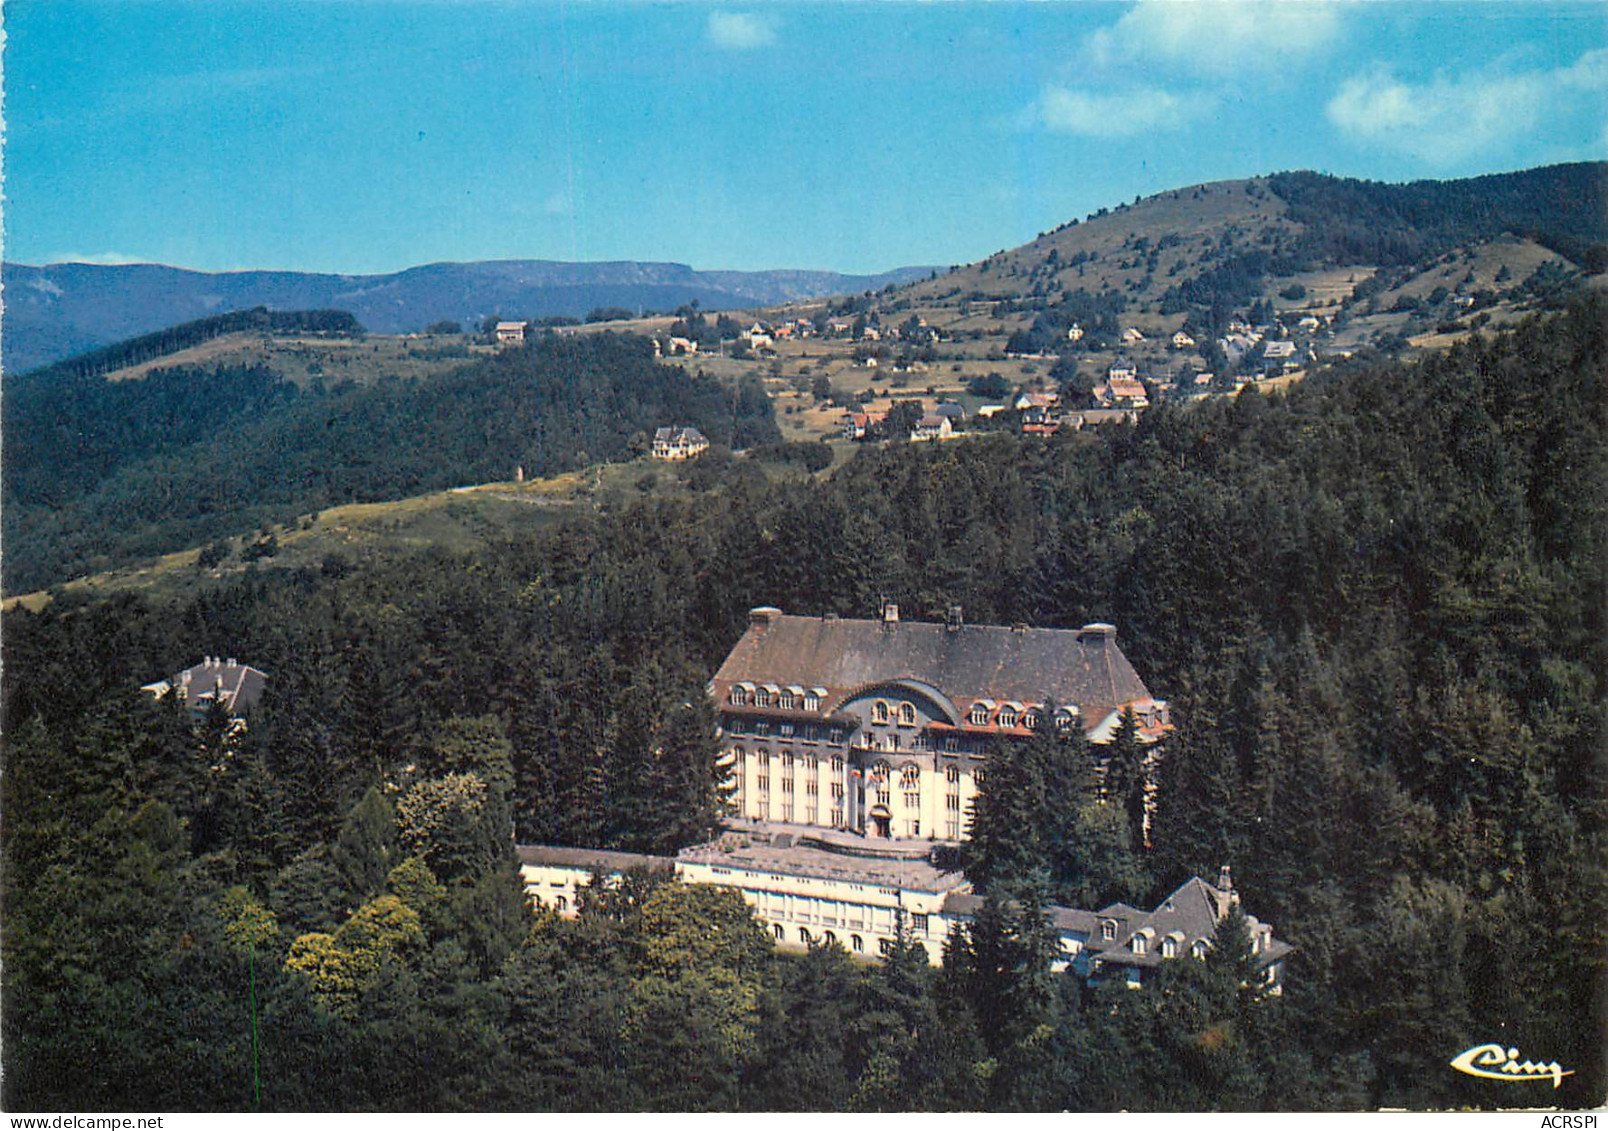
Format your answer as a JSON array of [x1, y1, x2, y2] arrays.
[[831, 783, 844, 800], [806, 781, 819, 796], [782, 777, 794, 793], [804, 807, 817, 824], [946, 820, 960, 839], [757, 774, 769, 793], [907, 820, 920, 836], [912, 913, 929, 933], [876, 787, 890, 806], [782, 803, 793, 821], [903, 791, 920, 809], [754, 721, 770, 737], [780, 723, 795, 738], [830, 808, 844, 826], [946, 794, 960, 811]]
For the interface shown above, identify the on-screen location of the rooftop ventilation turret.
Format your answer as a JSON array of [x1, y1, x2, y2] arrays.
[[749, 607, 783, 630]]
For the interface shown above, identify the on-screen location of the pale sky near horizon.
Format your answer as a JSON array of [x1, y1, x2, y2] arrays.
[[6, 1, 1607, 275]]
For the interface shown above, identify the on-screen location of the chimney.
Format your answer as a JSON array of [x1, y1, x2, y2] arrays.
[[947, 605, 963, 632], [1010, 622, 1028, 634], [881, 601, 899, 626], [748, 606, 783, 631], [1079, 622, 1117, 642], [1216, 864, 1233, 894]]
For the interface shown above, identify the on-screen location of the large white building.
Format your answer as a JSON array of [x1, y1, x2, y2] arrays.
[[513, 606, 1290, 989], [709, 605, 1171, 842], [516, 835, 1290, 990]]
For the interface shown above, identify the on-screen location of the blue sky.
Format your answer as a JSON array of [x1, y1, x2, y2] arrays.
[[7, 1, 1606, 274]]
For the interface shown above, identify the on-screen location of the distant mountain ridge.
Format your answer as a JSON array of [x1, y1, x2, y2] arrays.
[[2, 258, 936, 372]]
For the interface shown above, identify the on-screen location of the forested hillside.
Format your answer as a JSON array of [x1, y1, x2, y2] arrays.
[[880, 162, 1605, 365], [3, 295, 1602, 1111], [2, 258, 935, 374], [2, 332, 778, 593]]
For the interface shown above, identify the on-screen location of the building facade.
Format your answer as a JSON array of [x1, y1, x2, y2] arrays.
[[652, 426, 710, 460], [708, 605, 1170, 843], [516, 836, 1288, 989]]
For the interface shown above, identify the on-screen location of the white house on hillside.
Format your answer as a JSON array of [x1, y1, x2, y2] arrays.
[[652, 426, 710, 461]]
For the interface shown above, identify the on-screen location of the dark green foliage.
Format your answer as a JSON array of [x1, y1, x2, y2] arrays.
[[2, 297, 1604, 1110], [966, 371, 1011, 399], [14, 306, 362, 384], [749, 440, 834, 472], [1268, 164, 1608, 268], [4, 332, 779, 593]]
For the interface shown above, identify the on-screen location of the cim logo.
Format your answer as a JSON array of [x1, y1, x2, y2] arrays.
[[1450, 1043, 1575, 1088]]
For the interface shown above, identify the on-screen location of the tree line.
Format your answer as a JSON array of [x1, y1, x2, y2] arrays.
[[3, 332, 779, 594], [2, 295, 1603, 1109]]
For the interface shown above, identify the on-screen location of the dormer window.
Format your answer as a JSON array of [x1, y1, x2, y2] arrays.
[[1055, 710, 1074, 730], [779, 693, 797, 710], [898, 702, 916, 725], [1101, 920, 1117, 942], [1023, 710, 1039, 730], [1161, 937, 1178, 958], [803, 694, 821, 711], [1192, 940, 1209, 959], [969, 705, 989, 726], [872, 701, 889, 724], [730, 689, 748, 706], [754, 690, 771, 708], [998, 709, 1019, 728], [1131, 935, 1146, 955]]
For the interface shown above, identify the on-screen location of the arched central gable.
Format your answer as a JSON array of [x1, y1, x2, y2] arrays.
[[835, 679, 961, 726]]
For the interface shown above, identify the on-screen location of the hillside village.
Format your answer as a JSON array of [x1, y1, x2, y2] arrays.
[[497, 174, 1598, 451], [40, 173, 1597, 470]]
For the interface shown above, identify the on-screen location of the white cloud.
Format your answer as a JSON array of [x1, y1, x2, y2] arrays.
[[1326, 49, 1608, 165], [707, 12, 776, 50], [1559, 47, 1608, 90], [1085, 0, 1344, 75], [1036, 84, 1210, 138]]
